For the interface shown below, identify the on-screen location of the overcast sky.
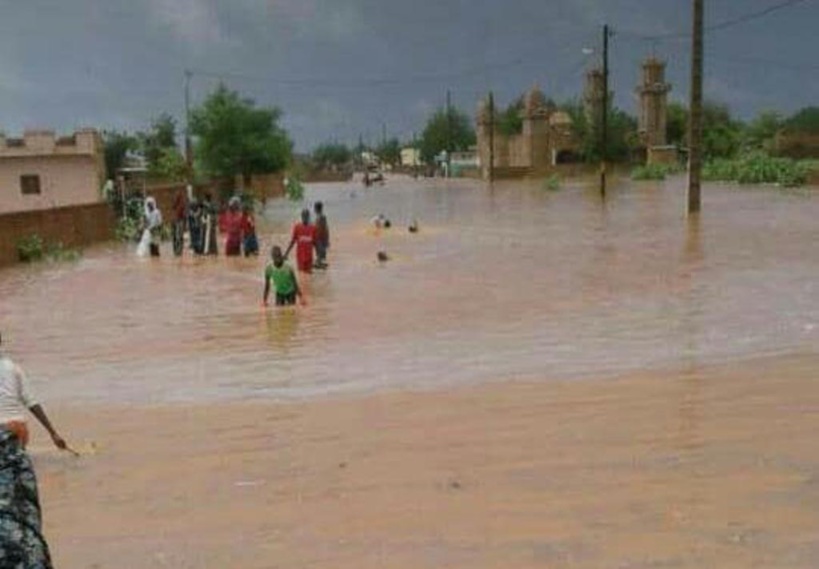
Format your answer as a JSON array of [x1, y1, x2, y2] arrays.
[[1, 0, 817, 151]]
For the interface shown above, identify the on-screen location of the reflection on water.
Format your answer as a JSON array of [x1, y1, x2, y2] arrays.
[[1, 176, 817, 404]]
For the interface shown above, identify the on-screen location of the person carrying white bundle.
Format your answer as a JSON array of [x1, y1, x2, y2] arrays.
[[137, 197, 163, 258]]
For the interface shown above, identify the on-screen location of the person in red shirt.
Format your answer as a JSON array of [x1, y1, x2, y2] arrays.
[[223, 197, 244, 256], [241, 204, 259, 256], [284, 208, 317, 273]]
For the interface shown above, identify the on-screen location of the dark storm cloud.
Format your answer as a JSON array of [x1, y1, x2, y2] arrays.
[[0, 0, 816, 150]]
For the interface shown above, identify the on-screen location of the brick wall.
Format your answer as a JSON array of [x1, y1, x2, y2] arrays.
[[0, 202, 115, 267]]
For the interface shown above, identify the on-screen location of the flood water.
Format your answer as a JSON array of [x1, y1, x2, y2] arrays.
[[1, 175, 818, 404]]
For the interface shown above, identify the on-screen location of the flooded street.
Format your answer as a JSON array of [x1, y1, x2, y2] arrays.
[[2, 175, 819, 568], [1, 175, 817, 403]]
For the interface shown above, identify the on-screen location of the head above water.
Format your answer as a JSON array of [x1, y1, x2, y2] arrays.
[[314, 201, 323, 214], [271, 245, 284, 266], [301, 209, 310, 224]]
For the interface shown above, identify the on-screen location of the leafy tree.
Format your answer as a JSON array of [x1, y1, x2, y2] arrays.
[[377, 137, 402, 167], [419, 106, 476, 164], [702, 101, 743, 160], [312, 142, 352, 170], [742, 110, 782, 152], [139, 114, 177, 166], [783, 106, 819, 133], [497, 96, 524, 136], [138, 113, 186, 180], [666, 101, 688, 147], [102, 130, 137, 180], [190, 84, 292, 185], [561, 100, 638, 163], [151, 147, 188, 181]]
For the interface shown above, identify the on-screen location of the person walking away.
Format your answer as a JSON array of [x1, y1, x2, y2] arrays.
[[313, 201, 330, 269], [171, 189, 187, 257], [284, 209, 317, 273], [201, 193, 219, 256], [188, 199, 203, 255], [242, 204, 259, 257], [224, 197, 244, 257], [0, 332, 71, 568], [263, 246, 304, 306], [144, 197, 163, 257]]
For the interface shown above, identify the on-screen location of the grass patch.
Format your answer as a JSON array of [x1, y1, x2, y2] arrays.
[[17, 234, 81, 263], [703, 152, 808, 187], [542, 174, 561, 191], [631, 163, 681, 181]]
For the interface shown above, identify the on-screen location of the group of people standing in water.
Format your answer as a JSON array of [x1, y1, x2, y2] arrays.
[[145, 190, 260, 258], [140, 190, 332, 308]]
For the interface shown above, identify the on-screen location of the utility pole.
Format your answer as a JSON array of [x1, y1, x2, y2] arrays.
[[412, 131, 418, 177], [600, 24, 610, 198], [382, 122, 387, 148], [446, 90, 452, 177], [688, 0, 704, 214], [184, 69, 193, 186], [488, 91, 495, 183]]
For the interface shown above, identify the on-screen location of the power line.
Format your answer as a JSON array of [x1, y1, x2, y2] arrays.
[[623, 0, 813, 41], [707, 0, 811, 32]]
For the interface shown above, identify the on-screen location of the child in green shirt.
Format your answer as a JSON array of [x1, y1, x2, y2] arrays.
[[263, 246, 304, 306]]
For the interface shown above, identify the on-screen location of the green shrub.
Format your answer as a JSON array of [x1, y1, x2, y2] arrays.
[[17, 234, 44, 262], [115, 216, 142, 242], [542, 174, 560, 191], [44, 242, 82, 263], [285, 176, 305, 201], [703, 151, 807, 187], [631, 163, 680, 181], [17, 235, 81, 263]]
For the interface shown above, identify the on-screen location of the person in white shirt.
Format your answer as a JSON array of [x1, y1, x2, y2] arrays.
[[144, 196, 163, 257], [0, 332, 69, 568]]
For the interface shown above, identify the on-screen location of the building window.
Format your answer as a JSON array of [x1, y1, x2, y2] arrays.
[[20, 175, 41, 195]]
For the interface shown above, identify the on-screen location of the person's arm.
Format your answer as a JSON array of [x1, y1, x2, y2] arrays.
[[292, 268, 306, 305], [29, 404, 67, 450], [16, 365, 67, 450], [284, 227, 297, 259], [262, 267, 271, 306]]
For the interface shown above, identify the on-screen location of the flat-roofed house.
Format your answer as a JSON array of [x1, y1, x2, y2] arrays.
[[0, 129, 105, 214]]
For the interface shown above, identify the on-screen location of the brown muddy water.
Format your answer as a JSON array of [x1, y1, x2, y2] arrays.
[[4, 174, 819, 568], [0, 175, 817, 404]]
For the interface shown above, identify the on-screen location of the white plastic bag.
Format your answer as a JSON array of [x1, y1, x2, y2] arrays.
[[136, 229, 151, 257]]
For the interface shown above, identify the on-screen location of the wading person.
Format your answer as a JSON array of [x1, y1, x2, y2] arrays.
[[171, 189, 187, 257], [0, 332, 71, 568], [284, 209, 317, 273], [201, 193, 219, 256], [144, 197, 163, 258], [242, 204, 259, 257], [263, 246, 304, 306], [224, 197, 244, 257], [313, 201, 330, 269], [188, 199, 203, 255]]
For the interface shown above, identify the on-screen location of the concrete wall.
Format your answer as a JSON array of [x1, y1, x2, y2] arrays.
[[507, 135, 530, 167], [0, 155, 102, 214], [0, 202, 115, 267]]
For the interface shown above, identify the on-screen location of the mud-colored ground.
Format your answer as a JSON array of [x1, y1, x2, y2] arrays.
[[35, 353, 819, 568]]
